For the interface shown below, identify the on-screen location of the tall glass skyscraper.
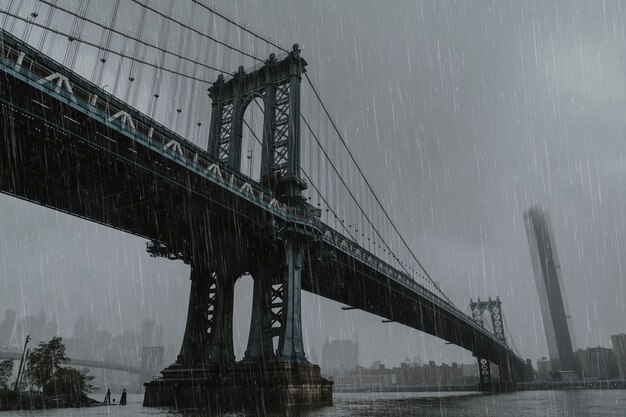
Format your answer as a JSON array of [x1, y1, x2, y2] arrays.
[[524, 207, 576, 372]]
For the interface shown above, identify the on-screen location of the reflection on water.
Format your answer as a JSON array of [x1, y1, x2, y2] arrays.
[[2, 391, 626, 417]]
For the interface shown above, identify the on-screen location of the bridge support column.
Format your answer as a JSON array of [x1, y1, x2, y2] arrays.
[[477, 357, 492, 391], [244, 264, 275, 362], [144, 245, 239, 408], [206, 273, 235, 365], [230, 238, 331, 410], [277, 238, 306, 361], [176, 262, 210, 367]]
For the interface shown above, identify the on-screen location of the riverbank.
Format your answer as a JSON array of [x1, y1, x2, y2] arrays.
[[0, 390, 101, 411]]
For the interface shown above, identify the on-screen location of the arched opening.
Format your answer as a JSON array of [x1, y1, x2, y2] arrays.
[[232, 273, 254, 361], [240, 96, 264, 182]]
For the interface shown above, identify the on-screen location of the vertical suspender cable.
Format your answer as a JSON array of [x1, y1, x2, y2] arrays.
[[66, 0, 92, 71], [37, 0, 56, 53], [1, 0, 18, 30], [126, 0, 148, 105], [21, 0, 41, 43], [148, 0, 174, 119], [91, 0, 120, 86]]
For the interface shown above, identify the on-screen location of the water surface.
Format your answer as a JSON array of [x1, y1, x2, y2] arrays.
[[2, 391, 625, 416]]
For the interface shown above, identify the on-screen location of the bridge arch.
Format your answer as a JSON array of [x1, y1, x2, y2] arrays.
[[207, 46, 308, 201], [239, 95, 264, 182]]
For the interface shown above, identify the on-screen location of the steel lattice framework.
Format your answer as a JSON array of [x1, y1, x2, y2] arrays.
[[207, 46, 307, 204], [470, 297, 509, 387]]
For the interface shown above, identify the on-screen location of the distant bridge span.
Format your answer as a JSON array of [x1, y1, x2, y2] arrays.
[[0, 350, 141, 374]]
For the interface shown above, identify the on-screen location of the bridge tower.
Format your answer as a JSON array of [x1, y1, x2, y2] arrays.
[[144, 46, 331, 410], [470, 297, 513, 389], [204, 44, 310, 364]]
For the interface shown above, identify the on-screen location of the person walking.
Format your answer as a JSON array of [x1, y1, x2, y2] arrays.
[[103, 388, 111, 405], [119, 388, 127, 405]]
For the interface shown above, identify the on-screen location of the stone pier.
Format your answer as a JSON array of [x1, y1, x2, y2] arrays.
[[143, 362, 332, 412], [144, 230, 332, 412]]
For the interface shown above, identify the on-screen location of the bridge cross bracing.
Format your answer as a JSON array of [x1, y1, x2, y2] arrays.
[[0, 0, 532, 403]]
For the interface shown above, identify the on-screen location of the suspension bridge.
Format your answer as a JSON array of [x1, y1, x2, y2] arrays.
[[0, 343, 142, 374], [0, 0, 532, 410]]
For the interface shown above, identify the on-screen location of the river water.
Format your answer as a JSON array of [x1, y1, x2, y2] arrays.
[[2, 391, 625, 416]]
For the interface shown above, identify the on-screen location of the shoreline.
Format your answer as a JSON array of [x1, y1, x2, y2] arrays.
[[0, 391, 101, 412]]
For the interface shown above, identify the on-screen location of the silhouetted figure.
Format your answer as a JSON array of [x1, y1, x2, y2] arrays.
[[103, 389, 111, 405], [119, 388, 127, 405]]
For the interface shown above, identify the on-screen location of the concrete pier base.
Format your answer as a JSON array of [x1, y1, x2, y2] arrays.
[[143, 361, 332, 413]]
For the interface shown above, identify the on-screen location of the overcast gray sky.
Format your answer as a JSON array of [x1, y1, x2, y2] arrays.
[[1, 0, 626, 367]]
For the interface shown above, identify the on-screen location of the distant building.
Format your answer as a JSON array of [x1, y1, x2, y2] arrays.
[[332, 361, 468, 388], [15, 311, 47, 345], [141, 319, 163, 347], [575, 347, 618, 380], [611, 334, 626, 379], [524, 207, 576, 372], [321, 338, 359, 374], [0, 310, 16, 347], [537, 357, 552, 379]]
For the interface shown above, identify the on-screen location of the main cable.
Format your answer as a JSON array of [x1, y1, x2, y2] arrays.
[[301, 113, 440, 295], [127, 0, 263, 63], [191, 0, 288, 53], [304, 73, 453, 305]]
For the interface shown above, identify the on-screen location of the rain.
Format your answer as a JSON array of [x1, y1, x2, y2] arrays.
[[0, 0, 625, 416]]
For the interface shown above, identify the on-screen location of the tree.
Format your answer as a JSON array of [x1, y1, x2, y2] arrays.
[[0, 360, 13, 390], [44, 367, 94, 399], [26, 337, 69, 391]]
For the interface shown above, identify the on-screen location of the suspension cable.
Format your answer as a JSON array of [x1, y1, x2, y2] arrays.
[[0, 10, 221, 83], [246, 98, 437, 294], [191, 0, 288, 53], [301, 113, 438, 291], [503, 313, 522, 357], [127, 0, 263, 63], [304, 73, 453, 304], [242, 117, 357, 241], [34, 1, 231, 75]]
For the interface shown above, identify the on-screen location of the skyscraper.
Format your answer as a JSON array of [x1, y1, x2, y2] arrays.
[[611, 333, 626, 379], [524, 207, 576, 372]]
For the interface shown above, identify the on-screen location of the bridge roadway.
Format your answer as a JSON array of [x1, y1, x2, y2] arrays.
[[0, 349, 141, 374], [0, 29, 529, 380]]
